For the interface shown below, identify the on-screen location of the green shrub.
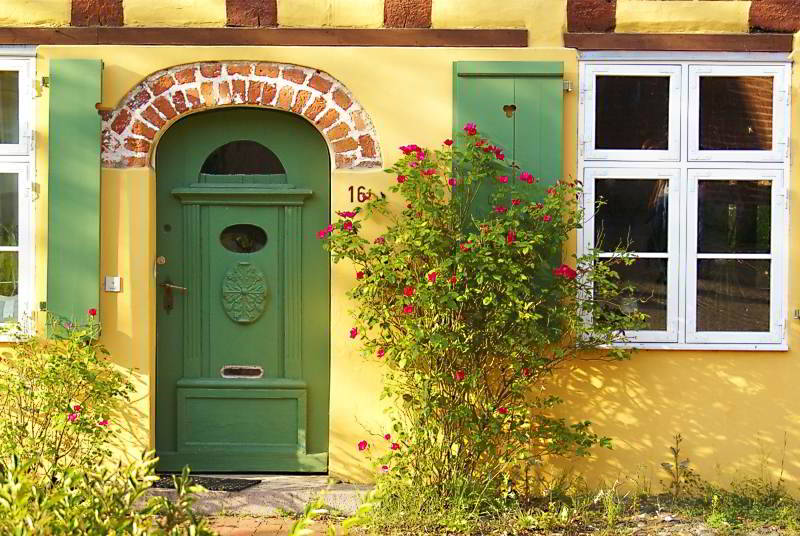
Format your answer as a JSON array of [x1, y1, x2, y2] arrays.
[[0, 312, 135, 475], [320, 125, 643, 531], [0, 451, 214, 535]]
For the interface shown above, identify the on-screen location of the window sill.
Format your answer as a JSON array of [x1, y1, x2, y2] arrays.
[[608, 342, 788, 352]]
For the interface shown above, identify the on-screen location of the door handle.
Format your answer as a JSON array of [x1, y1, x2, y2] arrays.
[[160, 281, 187, 313], [160, 283, 188, 293]]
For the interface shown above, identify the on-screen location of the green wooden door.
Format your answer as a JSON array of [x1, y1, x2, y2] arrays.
[[155, 108, 330, 473], [453, 62, 564, 215]]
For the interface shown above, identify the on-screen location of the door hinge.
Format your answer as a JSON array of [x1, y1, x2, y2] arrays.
[[39, 301, 46, 311]]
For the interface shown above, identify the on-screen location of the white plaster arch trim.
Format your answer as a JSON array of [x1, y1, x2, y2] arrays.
[[101, 61, 383, 170]]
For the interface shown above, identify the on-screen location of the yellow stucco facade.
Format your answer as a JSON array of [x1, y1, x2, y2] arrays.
[[0, 0, 70, 27], [20, 0, 800, 488]]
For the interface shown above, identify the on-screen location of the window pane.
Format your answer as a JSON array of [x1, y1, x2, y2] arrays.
[[699, 76, 773, 151], [696, 259, 770, 332], [0, 71, 19, 145], [595, 76, 670, 150], [0, 173, 18, 247], [595, 179, 668, 253], [698, 180, 770, 254], [201, 140, 285, 175], [0, 251, 17, 322], [614, 259, 668, 331]]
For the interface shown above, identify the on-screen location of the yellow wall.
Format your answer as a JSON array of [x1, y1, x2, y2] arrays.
[[123, 0, 227, 27], [615, 0, 751, 34], [277, 0, 384, 28], [0, 0, 69, 27], [31, 3, 800, 489]]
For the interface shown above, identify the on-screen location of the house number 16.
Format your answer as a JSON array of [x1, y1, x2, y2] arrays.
[[348, 185, 386, 203]]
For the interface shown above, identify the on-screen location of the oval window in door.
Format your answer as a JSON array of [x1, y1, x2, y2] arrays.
[[220, 224, 267, 253]]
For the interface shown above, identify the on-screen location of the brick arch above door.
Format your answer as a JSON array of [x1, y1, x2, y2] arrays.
[[101, 61, 382, 169]]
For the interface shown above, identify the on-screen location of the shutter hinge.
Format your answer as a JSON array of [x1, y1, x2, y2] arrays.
[[39, 301, 46, 312]]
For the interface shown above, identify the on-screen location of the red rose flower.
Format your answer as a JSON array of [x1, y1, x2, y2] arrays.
[[512, 199, 521, 206], [384, 433, 391, 440], [444, 139, 453, 146], [358, 440, 368, 451], [397, 175, 407, 183], [497, 407, 509, 415], [454, 370, 466, 382], [88, 308, 97, 317], [403, 305, 414, 314], [522, 368, 532, 377], [391, 442, 400, 451], [449, 275, 458, 285], [428, 272, 437, 282], [552, 264, 578, 280], [497, 175, 509, 184], [404, 286, 414, 297], [374, 236, 385, 244], [542, 215, 552, 222], [349, 327, 358, 339], [377, 348, 385, 358], [356, 271, 364, 280], [448, 178, 457, 186], [422, 168, 437, 176], [507, 230, 516, 244], [494, 205, 507, 214], [547, 187, 557, 195], [463, 122, 477, 136], [342, 221, 353, 232]]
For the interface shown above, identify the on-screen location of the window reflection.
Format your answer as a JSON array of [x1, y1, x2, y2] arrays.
[[699, 76, 773, 151], [696, 259, 770, 332], [697, 180, 771, 254], [595, 76, 670, 150], [0, 71, 19, 145], [595, 179, 668, 253]]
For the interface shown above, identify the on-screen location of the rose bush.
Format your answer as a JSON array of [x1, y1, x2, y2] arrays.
[[319, 124, 644, 528]]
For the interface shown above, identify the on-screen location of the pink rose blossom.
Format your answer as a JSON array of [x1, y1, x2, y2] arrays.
[[349, 327, 358, 339], [475, 139, 486, 147], [98, 419, 109, 426], [428, 272, 437, 282], [463, 122, 477, 136], [384, 434, 391, 440], [542, 215, 552, 222], [380, 465, 390, 473], [374, 236, 385, 245], [497, 175, 509, 184], [547, 187, 557, 195], [448, 178, 457, 186], [494, 205, 507, 214], [337, 210, 357, 218], [403, 305, 414, 314], [377, 348, 385, 358], [520, 171, 534, 184], [358, 440, 368, 451], [342, 221, 353, 232], [495, 150, 505, 161], [422, 168, 437, 176], [397, 175, 407, 183], [454, 370, 466, 382], [391, 443, 400, 451], [67, 413, 78, 422]]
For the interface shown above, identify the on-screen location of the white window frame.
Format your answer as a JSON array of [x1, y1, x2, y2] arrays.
[[578, 54, 790, 351], [582, 64, 682, 162], [686, 169, 785, 344], [0, 54, 35, 336], [583, 168, 681, 343], [688, 64, 789, 163]]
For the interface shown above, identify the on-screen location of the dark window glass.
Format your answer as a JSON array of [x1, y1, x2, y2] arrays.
[[612, 259, 668, 331], [595, 76, 670, 150], [0, 173, 18, 247], [0, 71, 19, 145], [220, 224, 267, 253], [696, 259, 770, 332], [698, 180, 771, 254], [699, 76, 773, 151], [201, 140, 285, 175], [595, 179, 668, 253]]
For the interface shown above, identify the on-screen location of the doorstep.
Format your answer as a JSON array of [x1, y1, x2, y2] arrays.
[[146, 474, 372, 516]]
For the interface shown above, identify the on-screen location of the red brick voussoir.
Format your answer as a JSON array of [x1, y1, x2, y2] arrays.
[[101, 62, 383, 170]]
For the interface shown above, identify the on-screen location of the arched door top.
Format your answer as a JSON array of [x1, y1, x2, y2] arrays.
[[101, 61, 382, 170]]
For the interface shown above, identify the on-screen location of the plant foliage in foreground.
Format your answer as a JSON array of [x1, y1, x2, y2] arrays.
[[319, 124, 645, 531]]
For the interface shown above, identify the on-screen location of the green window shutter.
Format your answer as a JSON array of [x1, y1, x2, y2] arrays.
[[453, 61, 564, 215], [47, 59, 103, 323]]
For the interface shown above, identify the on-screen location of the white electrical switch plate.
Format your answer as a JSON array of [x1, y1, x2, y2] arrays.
[[104, 276, 122, 292]]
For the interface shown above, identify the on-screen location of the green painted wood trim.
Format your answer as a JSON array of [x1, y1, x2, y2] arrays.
[[285, 205, 302, 380], [197, 173, 289, 184], [47, 59, 102, 323], [156, 451, 328, 473], [455, 61, 564, 77], [172, 187, 312, 206], [183, 204, 202, 377], [176, 377, 308, 389], [177, 388, 308, 454]]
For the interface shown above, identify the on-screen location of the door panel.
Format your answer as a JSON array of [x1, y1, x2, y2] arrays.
[[155, 108, 330, 473]]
